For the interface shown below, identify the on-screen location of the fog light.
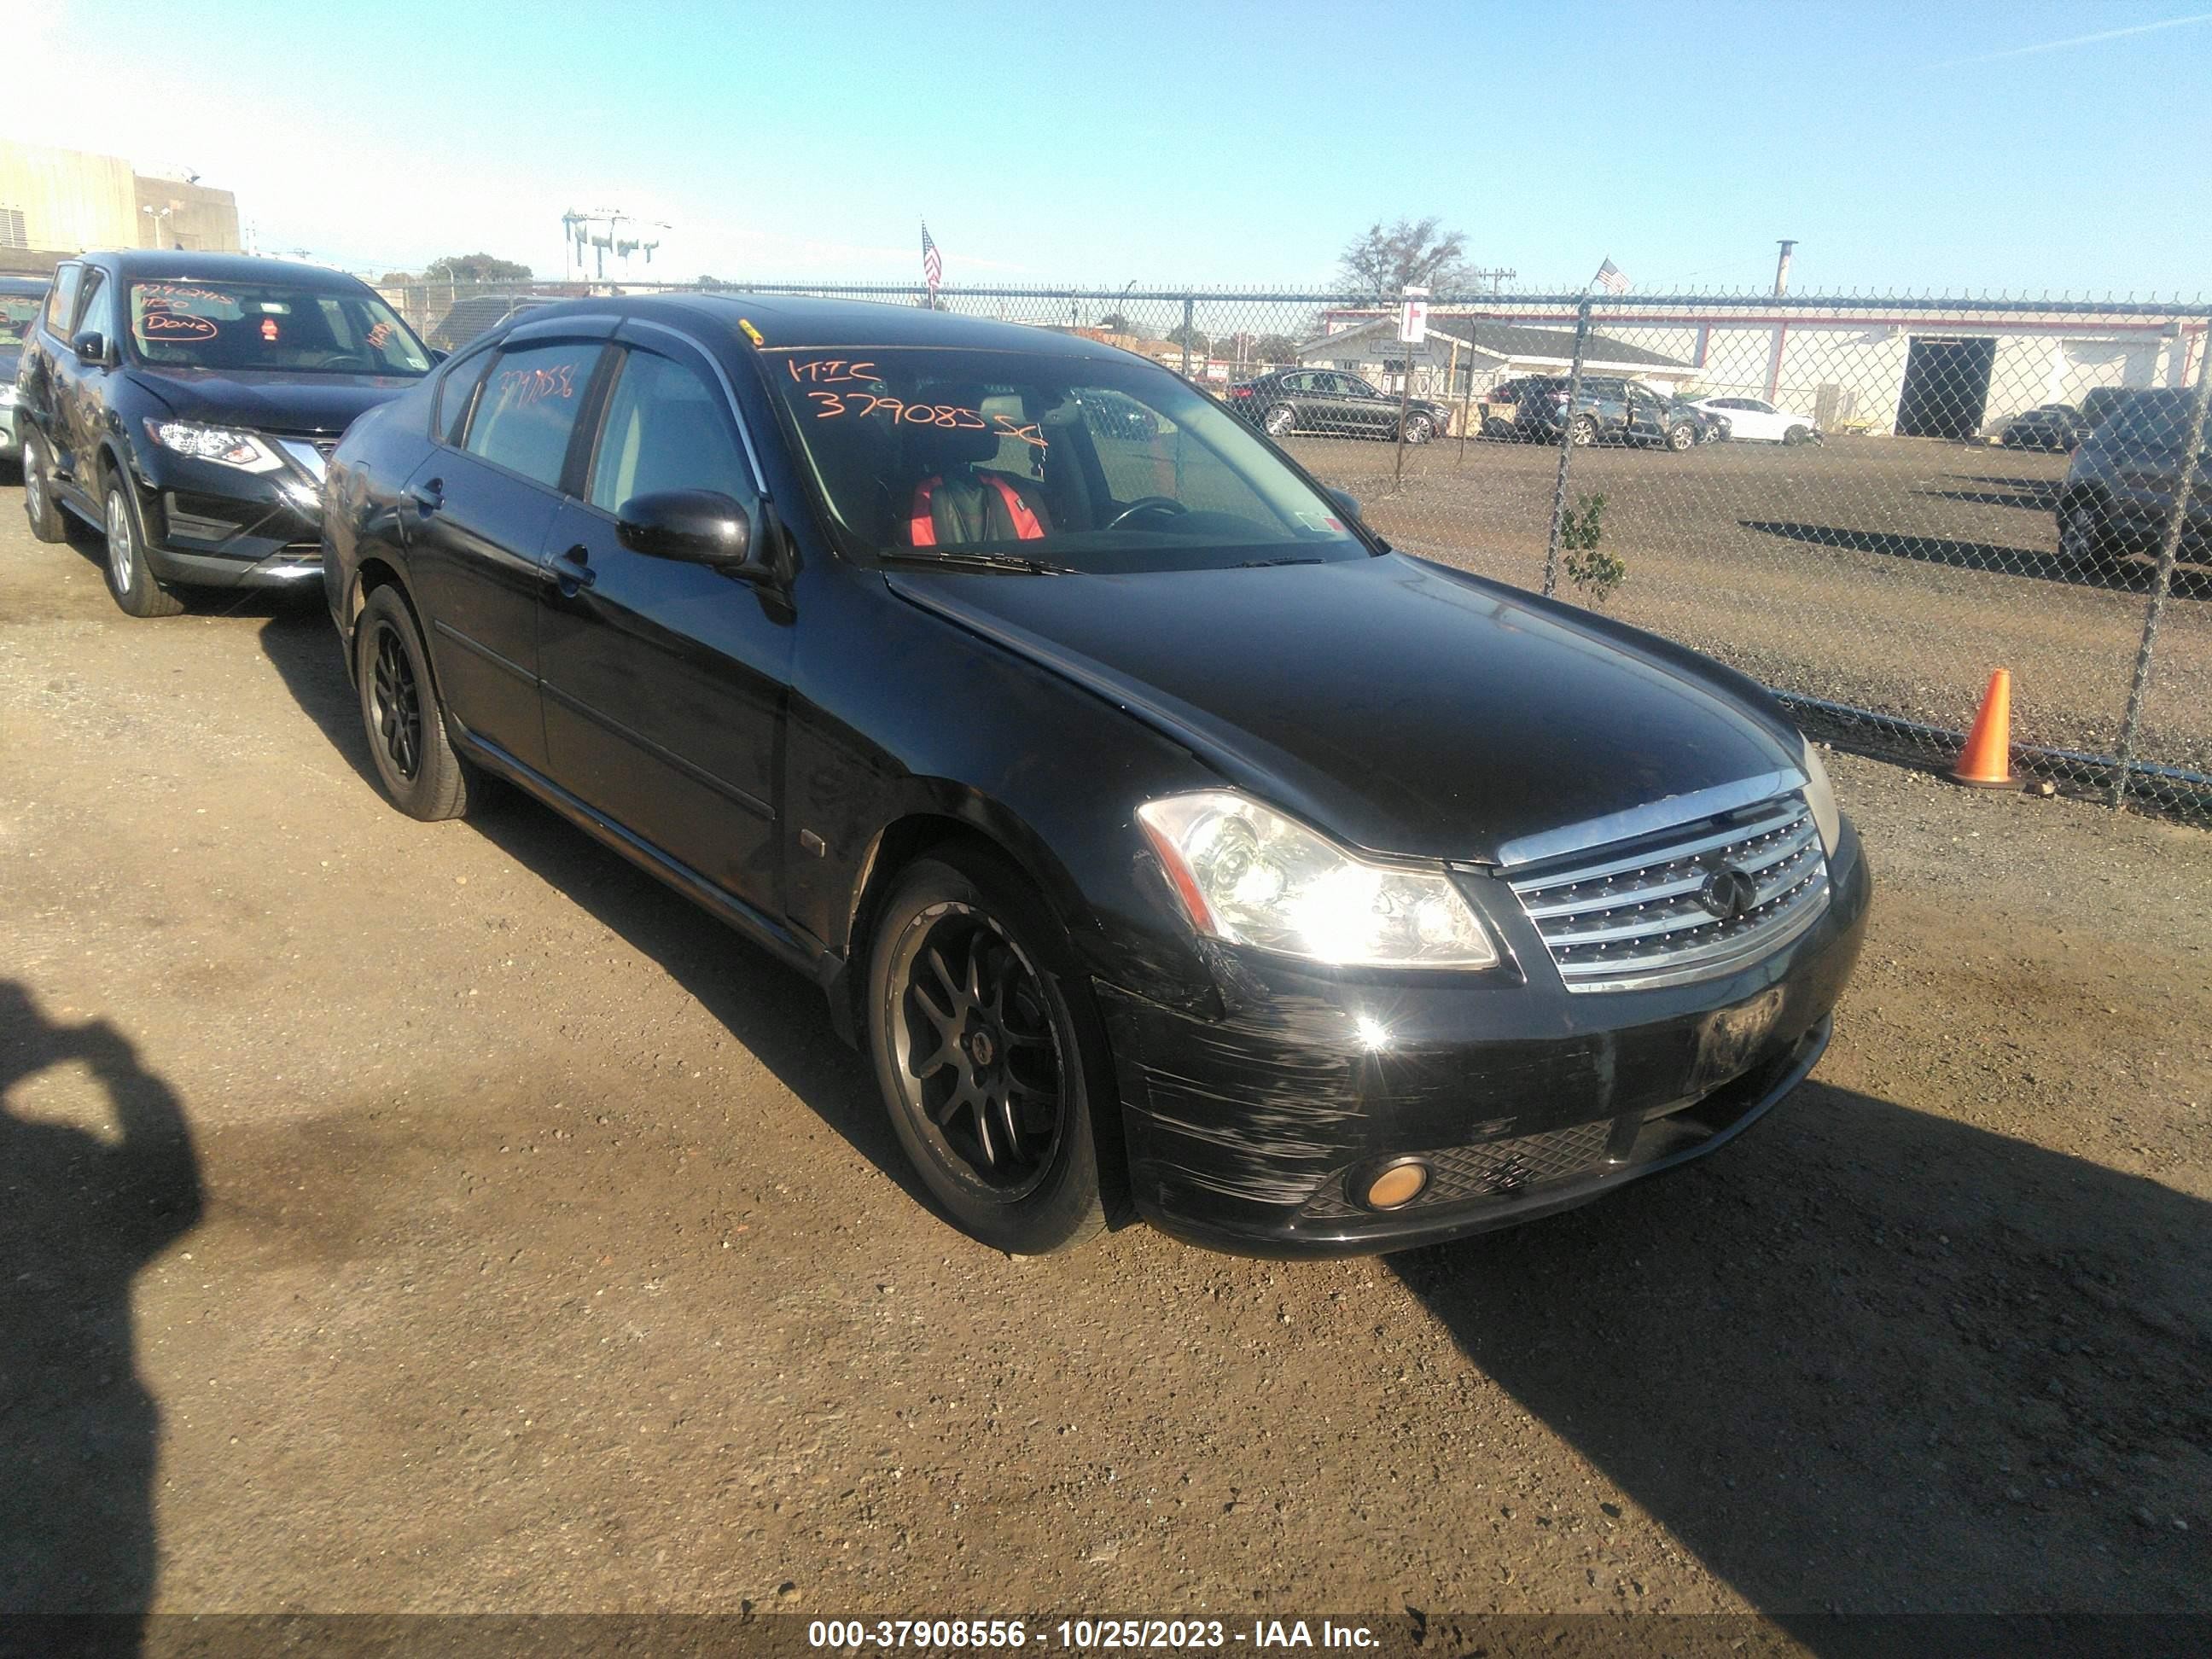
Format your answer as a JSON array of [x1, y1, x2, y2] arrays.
[[1363, 1161, 1429, 1210]]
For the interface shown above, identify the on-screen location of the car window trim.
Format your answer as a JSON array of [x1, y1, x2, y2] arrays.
[[457, 336, 611, 495], [620, 317, 770, 498], [432, 341, 499, 447], [573, 341, 760, 525]]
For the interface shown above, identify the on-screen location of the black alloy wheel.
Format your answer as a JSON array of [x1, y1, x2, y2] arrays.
[[371, 621, 423, 782], [867, 847, 1113, 1254], [354, 585, 479, 821]]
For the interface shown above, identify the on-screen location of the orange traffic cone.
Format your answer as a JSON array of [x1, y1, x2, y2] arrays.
[[1950, 669, 2018, 789]]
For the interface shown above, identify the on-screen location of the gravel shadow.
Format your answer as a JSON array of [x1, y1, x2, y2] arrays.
[[252, 610, 934, 1223], [1388, 1080, 2209, 1626], [0, 981, 202, 1630]]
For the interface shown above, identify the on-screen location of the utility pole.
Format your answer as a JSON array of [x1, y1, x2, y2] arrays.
[[1466, 266, 1516, 297], [1773, 239, 1797, 296]]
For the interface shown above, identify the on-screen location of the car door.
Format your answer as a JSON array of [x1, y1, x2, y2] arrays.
[[1737, 399, 1785, 441], [52, 266, 121, 498], [1626, 384, 1670, 444], [536, 323, 791, 911], [1333, 373, 1393, 434], [405, 325, 611, 771], [30, 263, 87, 499]]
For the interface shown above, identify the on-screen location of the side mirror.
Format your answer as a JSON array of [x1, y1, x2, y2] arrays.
[[72, 329, 108, 366], [616, 489, 757, 572], [428, 348, 449, 364], [1326, 487, 1363, 523]]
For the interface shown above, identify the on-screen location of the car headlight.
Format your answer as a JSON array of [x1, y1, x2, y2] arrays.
[[0, 384, 18, 409], [1799, 739, 1842, 856], [1137, 790, 1499, 969], [143, 419, 284, 474]]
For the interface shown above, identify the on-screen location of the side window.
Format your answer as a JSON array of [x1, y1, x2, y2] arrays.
[[437, 348, 496, 445], [1278, 372, 1311, 392], [463, 341, 603, 487], [43, 264, 83, 335], [586, 347, 750, 514], [74, 270, 115, 342]]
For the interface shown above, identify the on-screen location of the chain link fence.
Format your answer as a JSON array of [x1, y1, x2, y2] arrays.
[[381, 277, 2212, 825]]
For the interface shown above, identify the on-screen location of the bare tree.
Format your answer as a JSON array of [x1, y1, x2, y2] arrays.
[[1339, 218, 1471, 299]]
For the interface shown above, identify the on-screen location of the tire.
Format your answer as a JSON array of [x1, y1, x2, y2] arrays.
[[1400, 412, 1435, 445], [1666, 422, 1696, 452], [102, 474, 186, 618], [1263, 403, 1295, 439], [1784, 425, 1812, 445], [20, 430, 67, 543], [2057, 498, 2124, 576], [866, 845, 1115, 1255], [1569, 415, 1598, 446], [354, 585, 479, 821]]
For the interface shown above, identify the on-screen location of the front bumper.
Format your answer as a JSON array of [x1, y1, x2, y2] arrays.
[[135, 472, 324, 590], [1101, 820, 1871, 1257]]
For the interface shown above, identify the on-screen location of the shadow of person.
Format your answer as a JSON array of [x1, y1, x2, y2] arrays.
[[251, 609, 935, 1225], [1388, 1081, 2209, 1636], [0, 982, 201, 1626]]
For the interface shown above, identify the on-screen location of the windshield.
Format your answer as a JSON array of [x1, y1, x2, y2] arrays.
[[126, 279, 432, 375], [0, 292, 38, 345], [765, 346, 1370, 573]]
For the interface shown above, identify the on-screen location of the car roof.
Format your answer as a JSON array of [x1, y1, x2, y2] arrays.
[[503, 290, 1158, 365], [66, 250, 378, 292]]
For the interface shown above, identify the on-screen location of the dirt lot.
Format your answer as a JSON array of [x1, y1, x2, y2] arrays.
[[2, 480, 2208, 1637], [1282, 433, 2212, 791]]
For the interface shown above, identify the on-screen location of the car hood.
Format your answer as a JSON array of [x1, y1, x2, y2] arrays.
[[125, 366, 425, 437], [888, 554, 1802, 864]]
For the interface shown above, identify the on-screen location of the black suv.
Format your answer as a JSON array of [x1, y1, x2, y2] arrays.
[[322, 293, 1867, 1259], [1505, 375, 1708, 451], [2056, 388, 2210, 576], [15, 251, 436, 616], [1225, 369, 1452, 444], [0, 274, 48, 468]]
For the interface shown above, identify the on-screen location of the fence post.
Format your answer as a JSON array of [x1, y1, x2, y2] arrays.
[[2109, 343, 2212, 808], [1542, 294, 1595, 598], [1180, 295, 1195, 379]]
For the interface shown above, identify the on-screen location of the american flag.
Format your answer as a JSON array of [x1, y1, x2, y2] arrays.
[[1593, 258, 1630, 294], [922, 220, 943, 294]]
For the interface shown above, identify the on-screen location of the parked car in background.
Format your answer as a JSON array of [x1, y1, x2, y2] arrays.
[[2056, 387, 2210, 576], [1994, 403, 2087, 452], [1687, 395, 1819, 445], [1226, 369, 1452, 444], [2079, 387, 2133, 429], [0, 274, 48, 468], [323, 293, 1868, 1259], [1512, 375, 1708, 451], [15, 252, 439, 616]]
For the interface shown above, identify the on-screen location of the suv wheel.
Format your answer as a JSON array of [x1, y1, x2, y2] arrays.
[[1784, 425, 1813, 445], [103, 477, 185, 618], [1263, 403, 1295, 439], [1666, 422, 1697, 452], [866, 844, 1115, 1255], [21, 432, 67, 544], [1569, 415, 1598, 446], [2058, 499, 2123, 576], [355, 585, 480, 820], [1401, 411, 1435, 445]]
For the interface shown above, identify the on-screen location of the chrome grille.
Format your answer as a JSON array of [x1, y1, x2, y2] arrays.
[[1506, 795, 1830, 993]]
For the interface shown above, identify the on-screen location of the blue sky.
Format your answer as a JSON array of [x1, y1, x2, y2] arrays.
[[11, 1, 2211, 295]]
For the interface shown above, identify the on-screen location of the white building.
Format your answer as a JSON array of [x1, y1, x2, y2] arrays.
[[1299, 315, 1694, 400], [1318, 300, 2209, 437]]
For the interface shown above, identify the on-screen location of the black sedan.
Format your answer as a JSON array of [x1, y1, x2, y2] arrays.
[[15, 251, 436, 615], [323, 294, 1870, 1258], [1997, 403, 2088, 452], [1225, 369, 1452, 444]]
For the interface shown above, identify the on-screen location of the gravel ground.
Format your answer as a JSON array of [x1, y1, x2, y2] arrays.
[[1, 479, 2207, 1636], [1280, 434, 2211, 794]]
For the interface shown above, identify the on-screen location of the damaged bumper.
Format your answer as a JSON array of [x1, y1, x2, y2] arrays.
[[1099, 821, 1871, 1257]]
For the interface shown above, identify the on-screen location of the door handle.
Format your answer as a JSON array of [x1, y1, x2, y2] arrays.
[[548, 544, 596, 591], [410, 478, 444, 515]]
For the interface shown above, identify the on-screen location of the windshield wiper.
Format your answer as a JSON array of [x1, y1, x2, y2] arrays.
[[877, 549, 1079, 575], [1233, 556, 1326, 567]]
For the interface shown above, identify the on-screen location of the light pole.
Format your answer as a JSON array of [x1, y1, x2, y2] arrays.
[[141, 204, 173, 249]]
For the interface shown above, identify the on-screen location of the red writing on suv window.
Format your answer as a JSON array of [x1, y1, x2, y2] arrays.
[[496, 364, 576, 406]]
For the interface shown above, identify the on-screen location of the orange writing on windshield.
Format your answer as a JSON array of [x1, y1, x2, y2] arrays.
[[803, 390, 1046, 448], [497, 364, 576, 406], [786, 358, 879, 384]]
